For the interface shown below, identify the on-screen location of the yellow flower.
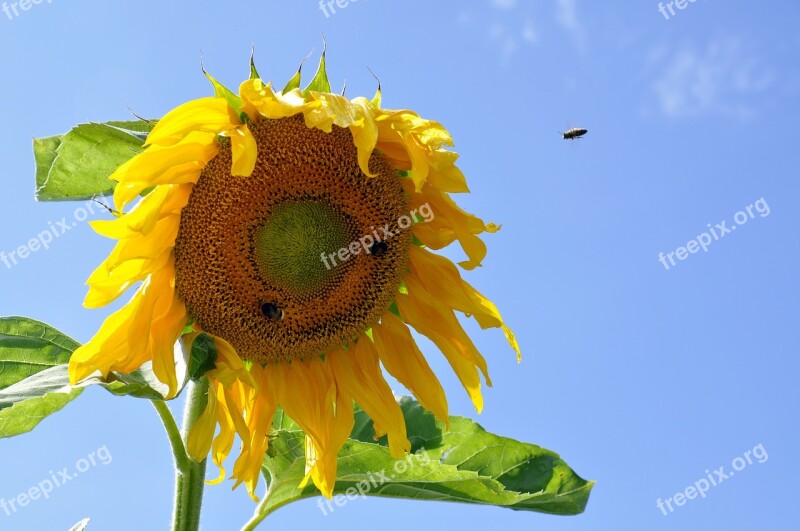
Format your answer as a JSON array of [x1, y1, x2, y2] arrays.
[[68, 56, 520, 500]]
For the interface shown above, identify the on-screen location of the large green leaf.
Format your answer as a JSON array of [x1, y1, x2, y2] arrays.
[[0, 365, 82, 438], [246, 398, 593, 526], [0, 317, 186, 438], [0, 317, 83, 437], [0, 317, 78, 390], [34, 121, 154, 202]]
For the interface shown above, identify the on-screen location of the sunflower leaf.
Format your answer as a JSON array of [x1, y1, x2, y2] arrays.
[[0, 317, 187, 438], [250, 398, 593, 525], [0, 317, 78, 391], [0, 317, 83, 438], [34, 122, 153, 202]]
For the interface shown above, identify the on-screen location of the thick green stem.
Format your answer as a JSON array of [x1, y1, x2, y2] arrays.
[[170, 378, 209, 531]]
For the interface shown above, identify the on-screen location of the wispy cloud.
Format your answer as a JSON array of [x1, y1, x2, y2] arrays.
[[489, 22, 518, 61], [649, 37, 775, 120], [555, 0, 586, 52], [459, 1, 586, 61], [522, 18, 538, 44]]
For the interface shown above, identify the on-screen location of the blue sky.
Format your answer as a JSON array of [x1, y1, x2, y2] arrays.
[[1, 1, 798, 530]]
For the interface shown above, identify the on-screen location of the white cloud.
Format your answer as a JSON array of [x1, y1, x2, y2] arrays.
[[650, 38, 775, 119]]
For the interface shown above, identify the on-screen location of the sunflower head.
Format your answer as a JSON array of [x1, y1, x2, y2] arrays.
[[68, 51, 520, 500], [174, 114, 411, 363]]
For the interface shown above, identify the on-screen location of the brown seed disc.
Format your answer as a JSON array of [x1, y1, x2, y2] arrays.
[[174, 115, 410, 363]]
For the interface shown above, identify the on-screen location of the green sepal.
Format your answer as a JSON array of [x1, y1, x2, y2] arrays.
[[368, 68, 382, 108], [410, 234, 426, 247], [203, 61, 244, 115], [387, 301, 401, 318], [302, 42, 331, 96], [249, 48, 260, 80], [370, 87, 382, 109], [282, 66, 303, 94], [188, 333, 218, 381], [282, 70, 302, 93]]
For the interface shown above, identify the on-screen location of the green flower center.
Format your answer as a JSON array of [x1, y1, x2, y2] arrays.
[[253, 200, 354, 294]]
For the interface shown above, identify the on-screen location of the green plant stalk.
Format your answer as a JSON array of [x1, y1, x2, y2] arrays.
[[153, 378, 209, 531]]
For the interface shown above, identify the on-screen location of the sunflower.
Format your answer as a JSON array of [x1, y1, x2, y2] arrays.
[[67, 54, 520, 500]]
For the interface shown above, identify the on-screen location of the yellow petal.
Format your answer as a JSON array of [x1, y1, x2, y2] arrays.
[[239, 79, 309, 119], [84, 214, 180, 308], [209, 335, 256, 389], [207, 380, 238, 484], [111, 132, 219, 210], [272, 358, 354, 498], [187, 384, 219, 461], [372, 312, 449, 427], [69, 286, 150, 384], [329, 340, 410, 458], [409, 246, 520, 361], [396, 277, 491, 413], [228, 124, 257, 177], [91, 184, 191, 239], [406, 183, 496, 270], [84, 252, 171, 308], [146, 97, 238, 147], [374, 109, 452, 191], [428, 150, 469, 193], [149, 290, 187, 398], [231, 364, 278, 500], [304, 94, 378, 176], [411, 223, 457, 250]]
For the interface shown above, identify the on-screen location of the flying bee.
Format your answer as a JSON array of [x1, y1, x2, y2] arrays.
[[562, 127, 588, 140]]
